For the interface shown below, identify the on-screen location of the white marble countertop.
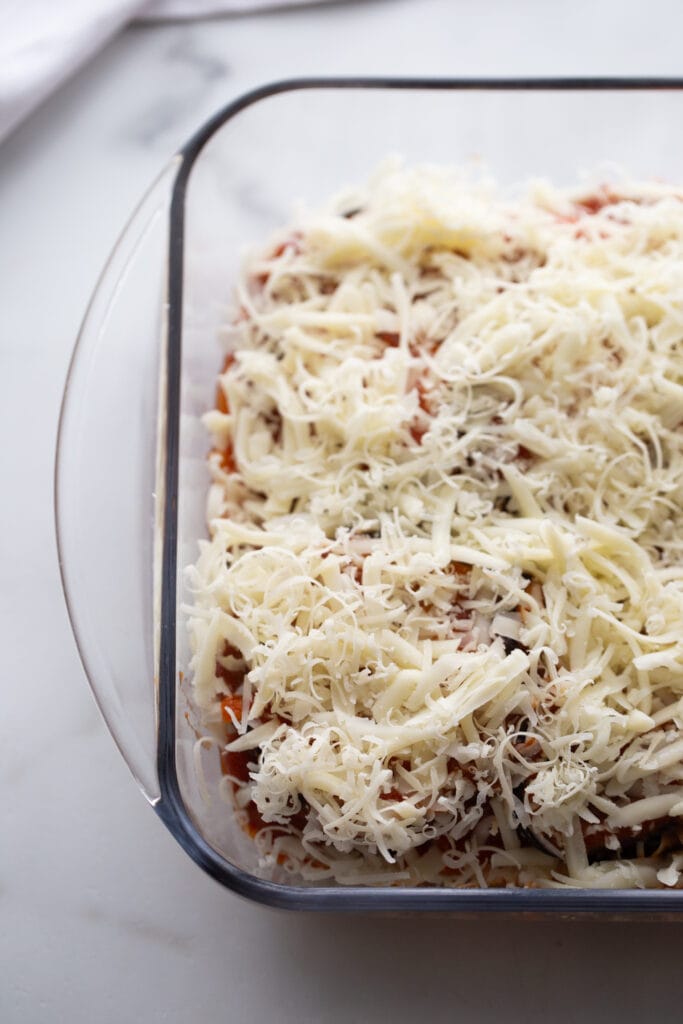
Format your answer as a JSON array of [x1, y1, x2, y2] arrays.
[[4, 1, 683, 1020]]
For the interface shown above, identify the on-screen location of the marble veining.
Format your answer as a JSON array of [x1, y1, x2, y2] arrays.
[[123, 29, 231, 145], [81, 905, 193, 953]]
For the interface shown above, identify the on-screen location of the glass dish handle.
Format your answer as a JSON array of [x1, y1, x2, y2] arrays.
[[55, 160, 180, 802]]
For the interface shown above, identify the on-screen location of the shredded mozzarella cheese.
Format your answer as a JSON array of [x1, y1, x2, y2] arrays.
[[186, 163, 683, 888]]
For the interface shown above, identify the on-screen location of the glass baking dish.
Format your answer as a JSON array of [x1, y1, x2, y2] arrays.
[[56, 77, 683, 913]]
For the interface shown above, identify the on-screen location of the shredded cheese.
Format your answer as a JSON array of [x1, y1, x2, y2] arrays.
[[186, 163, 683, 889]]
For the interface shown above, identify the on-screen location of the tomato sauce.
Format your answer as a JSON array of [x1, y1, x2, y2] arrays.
[[376, 331, 400, 347], [220, 694, 244, 724], [215, 642, 246, 692], [220, 748, 252, 784]]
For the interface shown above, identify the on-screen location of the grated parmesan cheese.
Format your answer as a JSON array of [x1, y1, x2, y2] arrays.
[[186, 163, 683, 888]]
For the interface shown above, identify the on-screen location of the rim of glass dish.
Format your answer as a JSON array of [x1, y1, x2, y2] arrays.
[[55, 159, 181, 802], [157, 76, 683, 911]]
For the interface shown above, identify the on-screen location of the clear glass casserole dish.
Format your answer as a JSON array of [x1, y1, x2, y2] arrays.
[[56, 77, 683, 913]]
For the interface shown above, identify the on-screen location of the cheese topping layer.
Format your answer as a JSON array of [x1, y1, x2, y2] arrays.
[[187, 164, 683, 888]]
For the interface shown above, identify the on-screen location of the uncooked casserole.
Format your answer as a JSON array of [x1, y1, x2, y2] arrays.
[[185, 163, 683, 889]]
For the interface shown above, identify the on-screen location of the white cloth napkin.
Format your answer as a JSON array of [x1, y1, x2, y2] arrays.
[[142, 0, 328, 17], [0, 0, 330, 144]]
